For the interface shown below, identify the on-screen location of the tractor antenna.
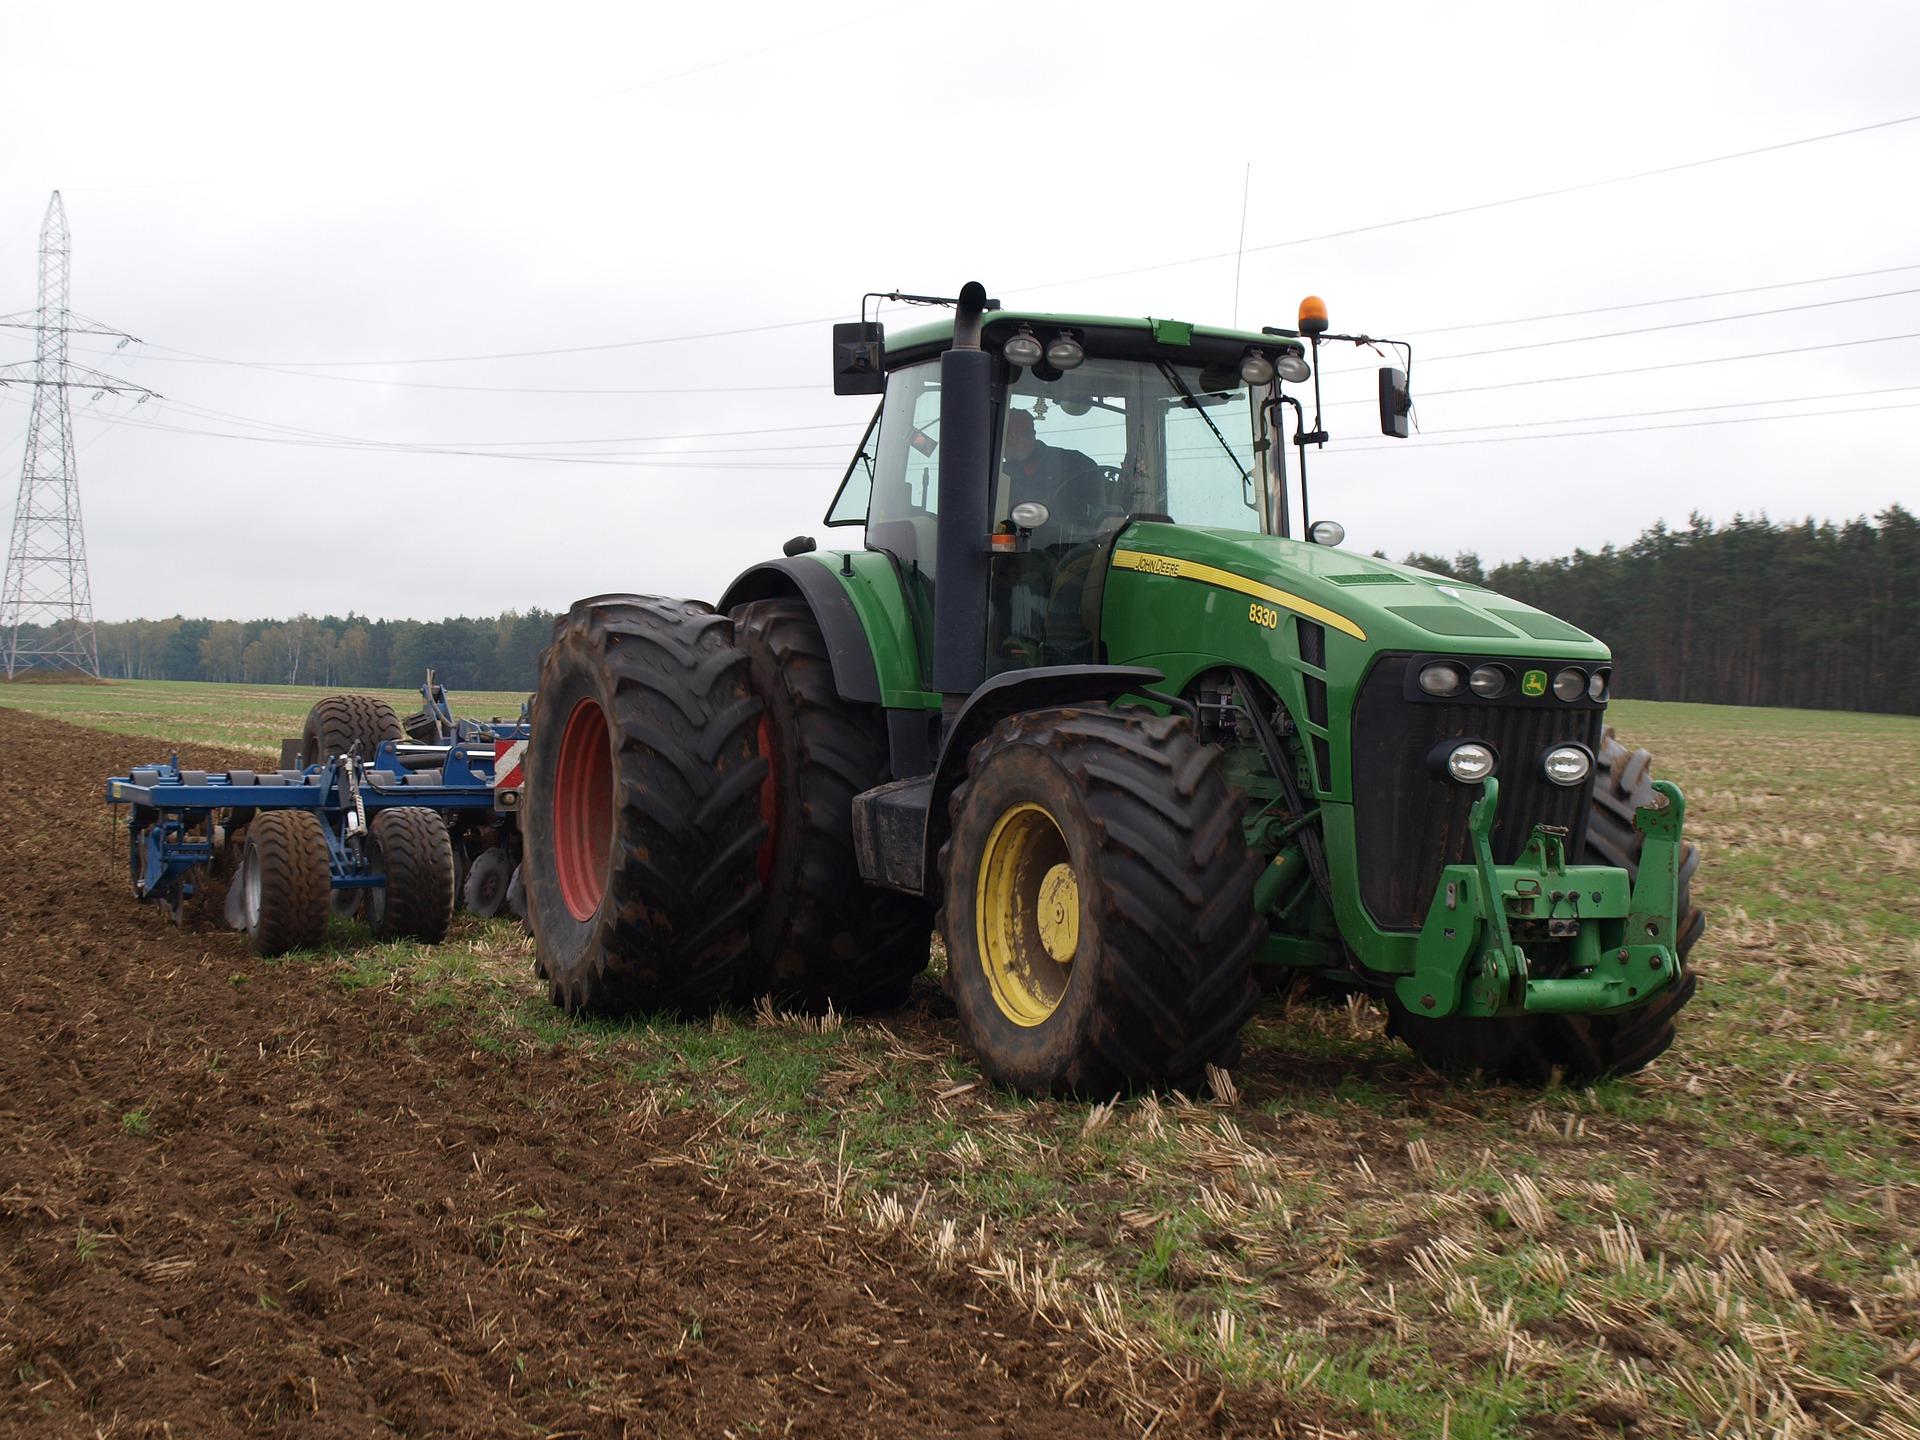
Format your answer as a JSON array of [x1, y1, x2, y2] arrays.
[[1232, 162, 1251, 328], [0, 192, 158, 678]]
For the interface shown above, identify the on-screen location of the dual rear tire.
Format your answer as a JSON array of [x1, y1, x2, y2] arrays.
[[522, 596, 766, 1016], [521, 594, 932, 1018]]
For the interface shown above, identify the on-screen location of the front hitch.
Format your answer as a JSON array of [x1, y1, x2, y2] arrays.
[[1393, 776, 1686, 1020]]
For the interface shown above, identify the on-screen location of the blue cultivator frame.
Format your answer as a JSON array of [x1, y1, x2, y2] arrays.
[[106, 729, 529, 923]]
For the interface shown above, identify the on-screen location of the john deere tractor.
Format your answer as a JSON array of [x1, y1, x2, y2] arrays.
[[522, 283, 1701, 1096]]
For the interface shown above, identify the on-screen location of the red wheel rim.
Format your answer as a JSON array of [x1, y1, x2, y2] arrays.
[[553, 697, 613, 921], [754, 713, 779, 887]]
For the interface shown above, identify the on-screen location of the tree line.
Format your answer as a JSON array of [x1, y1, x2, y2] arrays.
[[68, 611, 556, 694], [1404, 505, 1919, 715], [11, 506, 1916, 714]]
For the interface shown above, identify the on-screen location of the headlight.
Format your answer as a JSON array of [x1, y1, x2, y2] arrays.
[[1588, 669, 1610, 702], [1309, 520, 1345, 547], [1275, 348, 1311, 384], [1445, 742, 1496, 784], [1046, 333, 1085, 370], [1541, 744, 1593, 787], [1003, 328, 1043, 367], [1469, 664, 1510, 699], [1418, 663, 1465, 697], [1552, 667, 1587, 702], [1239, 349, 1276, 386]]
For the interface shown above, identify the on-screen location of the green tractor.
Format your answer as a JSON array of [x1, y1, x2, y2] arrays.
[[521, 283, 1702, 1096]]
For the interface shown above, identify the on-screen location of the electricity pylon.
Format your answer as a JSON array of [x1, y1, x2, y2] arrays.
[[0, 191, 157, 677]]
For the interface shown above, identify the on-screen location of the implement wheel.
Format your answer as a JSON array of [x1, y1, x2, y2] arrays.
[[939, 707, 1262, 1097], [366, 808, 455, 942], [462, 846, 513, 918], [523, 595, 765, 1016], [302, 694, 402, 765], [230, 810, 331, 957], [731, 598, 931, 1011], [1388, 727, 1705, 1084]]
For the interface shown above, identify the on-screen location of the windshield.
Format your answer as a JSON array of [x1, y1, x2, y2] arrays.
[[998, 356, 1271, 544]]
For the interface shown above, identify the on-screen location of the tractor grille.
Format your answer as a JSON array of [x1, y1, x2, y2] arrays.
[[1351, 656, 1602, 931]]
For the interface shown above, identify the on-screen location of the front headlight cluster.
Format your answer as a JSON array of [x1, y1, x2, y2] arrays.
[[1417, 661, 1611, 703], [1429, 738, 1594, 788]]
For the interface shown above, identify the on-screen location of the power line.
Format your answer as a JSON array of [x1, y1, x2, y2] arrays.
[[1342, 398, 1920, 452], [1322, 330, 1920, 406], [59, 109, 1920, 378], [1396, 262, 1920, 338], [49, 407, 846, 468], [84, 261, 1917, 376], [158, 399, 866, 450], [96, 312, 844, 368], [1404, 383, 1920, 434], [1322, 284, 1920, 374], [1011, 111, 1920, 295], [128, 368, 823, 396], [1417, 285, 1920, 364], [596, 0, 928, 99]]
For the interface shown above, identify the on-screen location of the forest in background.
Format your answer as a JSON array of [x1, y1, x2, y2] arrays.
[[10, 507, 1917, 715], [1405, 506, 1917, 715]]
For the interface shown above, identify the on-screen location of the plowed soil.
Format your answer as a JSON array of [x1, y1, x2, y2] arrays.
[[0, 709, 1269, 1438]]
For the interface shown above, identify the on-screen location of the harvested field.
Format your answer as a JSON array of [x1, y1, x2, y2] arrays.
[[2, 689, 1917, 1438], [0, 709, 1296, 1438]]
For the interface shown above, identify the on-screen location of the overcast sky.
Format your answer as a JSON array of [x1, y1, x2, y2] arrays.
[[1, 1, 1916, 622]]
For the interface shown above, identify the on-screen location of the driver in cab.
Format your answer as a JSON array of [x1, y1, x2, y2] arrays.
[[1000, 406, 1103, 547]]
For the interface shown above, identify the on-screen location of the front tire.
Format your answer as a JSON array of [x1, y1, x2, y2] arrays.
[[1388, 726, 1704, 1084], [939, 708, 1261, 1097], [523, 596, 765, 1016]]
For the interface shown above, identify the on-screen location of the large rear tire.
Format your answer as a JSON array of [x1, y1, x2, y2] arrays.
[[365, 808, 456, 943], [302, 694, 402, 766], [1388, 726, 1704, 1084], [939, 708, 1261, 1097], [233, 810, 331, 957], [523, 596, 765, 1016], [731, 598, 931, 1012]]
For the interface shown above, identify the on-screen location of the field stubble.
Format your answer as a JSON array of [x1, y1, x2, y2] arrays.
[[2, 684, 1916, 1438]]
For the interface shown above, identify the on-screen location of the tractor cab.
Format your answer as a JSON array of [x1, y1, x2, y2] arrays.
[[831, 316, 1289, 675], [825, 292, 1398, 689]]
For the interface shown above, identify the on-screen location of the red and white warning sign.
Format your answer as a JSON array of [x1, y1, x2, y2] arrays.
[[493, 739, 527, 794]]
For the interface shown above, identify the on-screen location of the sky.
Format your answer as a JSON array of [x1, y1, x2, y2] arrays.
[[0, 0, 1916, 622]]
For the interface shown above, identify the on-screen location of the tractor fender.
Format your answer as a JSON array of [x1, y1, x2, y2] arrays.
[[916, 664, 1164, 884], [718, 559, 882, 704]]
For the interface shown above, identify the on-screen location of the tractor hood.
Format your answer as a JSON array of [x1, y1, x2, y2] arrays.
[[1113, 522, 1611, 662]]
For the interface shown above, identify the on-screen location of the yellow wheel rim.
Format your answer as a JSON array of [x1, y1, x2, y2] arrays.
[[975, 801, 1079, 1027]]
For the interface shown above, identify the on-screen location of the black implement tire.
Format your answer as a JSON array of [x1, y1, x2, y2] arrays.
[[236, 810, 331, 957], [302, 694, 403, 765], [1388, 726, 1704, 1084], [365, 808, 455, 942], [938, 708, 1262, 1098], [462, 846, 513, 918], [523, 596, 765, 1016], [731, 598, 931, 1012]]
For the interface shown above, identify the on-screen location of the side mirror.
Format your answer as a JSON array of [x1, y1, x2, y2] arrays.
[[1378, 366, 1411, 439], [832, 321, 886, 396]]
